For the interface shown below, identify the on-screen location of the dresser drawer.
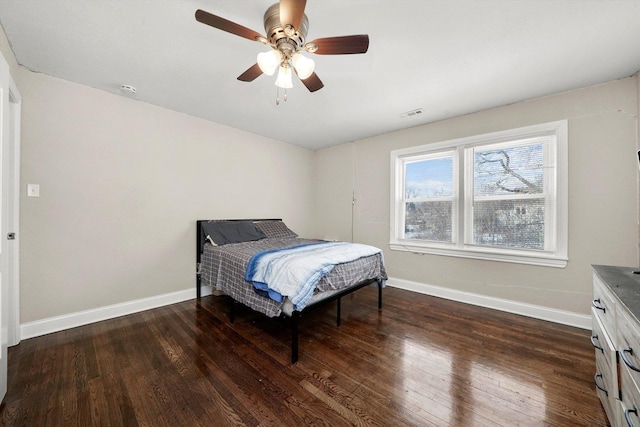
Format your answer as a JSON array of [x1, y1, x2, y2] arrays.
[[591, 308, 618, 384], [593, 273, 617, 343], [620, 363, 640, 427], [592, 305, 619, 426], [596, 353, 618, 426], [618, 307, 640, 392]]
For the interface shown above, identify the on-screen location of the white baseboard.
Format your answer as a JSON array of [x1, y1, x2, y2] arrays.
[[386, 277, 591, 330], [19, 277, 590, 343], [20, 286, 213, 341]]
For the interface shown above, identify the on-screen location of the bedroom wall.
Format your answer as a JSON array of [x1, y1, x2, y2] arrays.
[[0, 24, 18, 79], [313, 143, 356, 242], [314, 77, 639, 318], [9, 64, 315, 323]]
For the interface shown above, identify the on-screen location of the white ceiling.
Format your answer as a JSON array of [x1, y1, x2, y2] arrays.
[[1, 1, 640, 151]]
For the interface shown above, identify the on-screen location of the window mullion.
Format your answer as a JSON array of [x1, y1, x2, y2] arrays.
[[463, 146, 474, 247], [456, 146, 466, 248]]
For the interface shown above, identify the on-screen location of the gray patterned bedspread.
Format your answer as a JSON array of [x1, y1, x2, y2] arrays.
[[200, 238, 387, 317]]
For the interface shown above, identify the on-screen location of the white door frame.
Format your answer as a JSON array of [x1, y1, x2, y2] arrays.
[[7, 76, 20, 347], [0, 49, 20, 403]]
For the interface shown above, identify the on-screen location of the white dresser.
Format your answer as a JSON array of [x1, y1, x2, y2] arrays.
[[592, 265, 640, 427]]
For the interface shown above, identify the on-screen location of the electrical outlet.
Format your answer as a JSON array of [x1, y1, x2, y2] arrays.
[[27, 184, 40, 197]]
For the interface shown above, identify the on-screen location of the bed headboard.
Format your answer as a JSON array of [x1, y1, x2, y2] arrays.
[[196, 219, 282, 299], [196, 218, 282, 258]]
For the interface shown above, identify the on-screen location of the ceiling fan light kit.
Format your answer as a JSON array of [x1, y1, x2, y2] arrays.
[[275, 64, 293, 88], [257, 49, 282, 76], [291, 52, 314, 79], [195, 0, 369, 102]]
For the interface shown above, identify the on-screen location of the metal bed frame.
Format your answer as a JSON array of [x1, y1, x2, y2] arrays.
[[196, 219, 383, 363]]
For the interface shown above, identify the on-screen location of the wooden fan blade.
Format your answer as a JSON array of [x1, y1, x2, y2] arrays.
[[308, 35, 369, 55], [300, 72, 324, 92], [195, 9, 263, 42], [279, 0, 307, 31], [237, 64, 263, 82]]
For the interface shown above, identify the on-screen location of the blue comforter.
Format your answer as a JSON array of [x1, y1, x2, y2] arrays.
[[245, 241, 382, 311]]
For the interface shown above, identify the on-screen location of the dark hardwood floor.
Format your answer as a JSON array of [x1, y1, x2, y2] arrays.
[[0, 286, 607, 426]]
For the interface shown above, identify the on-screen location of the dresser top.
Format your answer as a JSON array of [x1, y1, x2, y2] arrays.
[[593, 265, 640, 323]]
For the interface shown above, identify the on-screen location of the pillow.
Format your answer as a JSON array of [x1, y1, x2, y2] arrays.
[[254, 220, 298, 239], [202, 221, 266, 246]]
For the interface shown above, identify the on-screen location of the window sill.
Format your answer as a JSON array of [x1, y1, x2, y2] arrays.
[[389, 241, 567, 268]]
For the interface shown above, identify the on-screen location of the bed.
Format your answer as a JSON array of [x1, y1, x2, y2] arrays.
[[196, 219, 387, 363]]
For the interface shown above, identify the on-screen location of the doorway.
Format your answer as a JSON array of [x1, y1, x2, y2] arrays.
[[0, 52, 21, 403]]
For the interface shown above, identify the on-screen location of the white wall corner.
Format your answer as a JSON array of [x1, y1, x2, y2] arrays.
[[386, 276, 591, 330], [19, 286, 213, 342], [636, 72, 640, 268]]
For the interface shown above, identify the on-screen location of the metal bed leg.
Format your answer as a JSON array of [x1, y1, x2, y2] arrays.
[[378, 280, 383, 310], [291, 312, 300, 364], [229, 297, 235, 324], [336, 297, 341, 326]]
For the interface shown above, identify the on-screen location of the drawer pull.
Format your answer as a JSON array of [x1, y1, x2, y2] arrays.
[[621, 347, 640, 372], [592, 298, 606, 312], [590, 335, 604, 353], [594, 373, 608, 396], [625, 405, 638, 427]]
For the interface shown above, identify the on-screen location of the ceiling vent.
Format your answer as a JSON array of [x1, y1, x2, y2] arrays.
[[120, 84, 137, 96], [400, 108, 424, 118]]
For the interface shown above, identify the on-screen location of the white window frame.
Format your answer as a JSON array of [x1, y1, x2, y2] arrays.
[[400, 149, 458, 243], [390, 120, 568, 268]]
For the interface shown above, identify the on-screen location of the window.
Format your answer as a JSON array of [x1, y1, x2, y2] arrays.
[[390, 121, 568, 267]]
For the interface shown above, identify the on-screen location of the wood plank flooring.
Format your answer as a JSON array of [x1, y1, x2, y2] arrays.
[[0, 286, 608, 426]]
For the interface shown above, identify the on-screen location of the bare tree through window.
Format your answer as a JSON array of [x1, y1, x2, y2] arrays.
[[472, 143, 545, 249]]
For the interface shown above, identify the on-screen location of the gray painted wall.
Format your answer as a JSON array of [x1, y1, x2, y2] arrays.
[[13, 65, 315, 323], [315, 77, 639, 316]]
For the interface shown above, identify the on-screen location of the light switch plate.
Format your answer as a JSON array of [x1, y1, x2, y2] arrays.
[[27, 184, 40, 197]]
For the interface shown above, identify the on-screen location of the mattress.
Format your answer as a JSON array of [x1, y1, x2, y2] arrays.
[[199, 237, 387, 317]]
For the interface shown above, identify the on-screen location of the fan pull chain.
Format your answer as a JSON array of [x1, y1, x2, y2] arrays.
[[275, 88, 288, 106]]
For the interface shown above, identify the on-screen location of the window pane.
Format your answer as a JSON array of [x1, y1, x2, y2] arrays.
[[405, 157, 453, 199], [404, 201, 452, 242], [473, 199, 544, 249], [474, 143, 543, 196]]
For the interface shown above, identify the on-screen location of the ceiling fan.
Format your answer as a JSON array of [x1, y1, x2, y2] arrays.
[[195, 0, 369, 96]]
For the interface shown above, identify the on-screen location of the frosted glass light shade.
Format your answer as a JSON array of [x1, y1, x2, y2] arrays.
[[275, 65, 293, 88], [257, 49, 281, 76], [291, 53, 315, 79]]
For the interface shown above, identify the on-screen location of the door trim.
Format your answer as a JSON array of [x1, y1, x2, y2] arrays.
[[7, 76, 20, 347]]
